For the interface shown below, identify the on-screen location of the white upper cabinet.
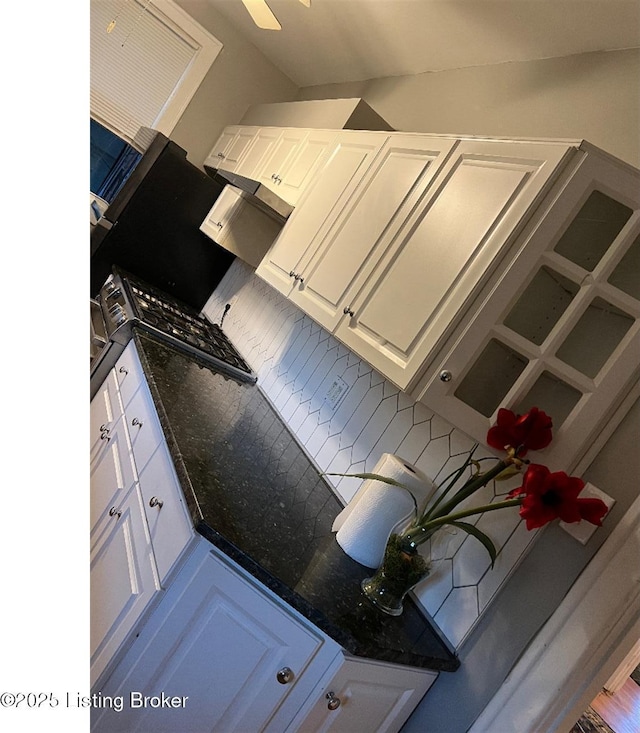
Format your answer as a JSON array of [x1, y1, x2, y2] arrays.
[[288, 135, 458, 332], [256, 128, 338, 205], [256, 130, 389, 295], [415, 148, 640, 471], [333, 139, 573, 391], [204, 126, 257, 173]]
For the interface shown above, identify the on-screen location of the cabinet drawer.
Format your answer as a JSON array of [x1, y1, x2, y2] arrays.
[[114, 341, 146, 407], [138, 442, 194, 583], [90, 370, 124, 467], [125, 382, 165, 475]]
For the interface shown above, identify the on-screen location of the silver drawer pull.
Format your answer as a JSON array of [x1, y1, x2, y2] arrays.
[[326, 691, 341, 711], [276, 667, 293, 685], [439, 370, 453, 382], [343, 307, 355, 317], [149, 497, 164, 509], [131, 417, 143, 428], [109, 507, 122, 519], [100, 432, 111, 442], [119, 366, 128, 375]]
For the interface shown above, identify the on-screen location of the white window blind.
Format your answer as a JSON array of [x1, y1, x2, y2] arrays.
[[90, 0, 222, 147]]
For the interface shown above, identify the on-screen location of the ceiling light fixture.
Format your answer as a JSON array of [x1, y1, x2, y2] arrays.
[[241, 0, 310, 31]]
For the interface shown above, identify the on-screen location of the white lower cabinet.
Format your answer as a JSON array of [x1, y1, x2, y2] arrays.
[[90, 343, 195, 688], [92, 540, 437, 733], [287, 656, 437, 733], [91, 541, 341, 733], [91, 342, 440, 732]]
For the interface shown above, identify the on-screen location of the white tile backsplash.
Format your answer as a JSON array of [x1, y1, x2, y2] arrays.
[[204, 260, 538, 647]]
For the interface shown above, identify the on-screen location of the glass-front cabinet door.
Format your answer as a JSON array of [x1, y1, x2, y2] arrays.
[[417, 149, 640, 472]]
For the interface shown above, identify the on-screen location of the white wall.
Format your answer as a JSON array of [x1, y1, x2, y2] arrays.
[[170, 0, 298, 166], [297, 48, 640, 168]]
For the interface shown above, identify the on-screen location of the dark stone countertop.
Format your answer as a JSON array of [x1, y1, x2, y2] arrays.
[[133, 329, 459, 673]]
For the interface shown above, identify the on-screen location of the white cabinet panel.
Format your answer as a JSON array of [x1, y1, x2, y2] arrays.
[[288, 656, 437, 733], [274, 129, 338, 205], [234, 126, 283, 178], [214, 126, 258, 173], [90, 369, 123, 467], [138, 442, 194, 584], [416, 149, 640, 471], [289, 135, 457, 331], [90, 415, 135, 542], [256, 131, 388, 295], [201, 185, 283, 268], [335, 140, 572, 390], [203, 127, 237, 170], [90, 484, 160, 687], [254, 127, 309, 189], [92, 544, 335, 733]]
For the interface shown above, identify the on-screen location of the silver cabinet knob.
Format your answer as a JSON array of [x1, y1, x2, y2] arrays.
[[343, 307, 355, 317], [439, 370, 453, 382], [326, 691, 341, 711], [109, 507, 122, 519], [215, 221, 223, 229], [100, 431, 111, 442], [217, 152, 225, 159], [131, 417, 143, 428], [276, 667, 294, 685], [119, 366, 128, 375], [149, 497, 163, 509]]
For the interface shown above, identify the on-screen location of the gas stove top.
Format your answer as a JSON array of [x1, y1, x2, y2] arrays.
[[92, 268, 256, 386]]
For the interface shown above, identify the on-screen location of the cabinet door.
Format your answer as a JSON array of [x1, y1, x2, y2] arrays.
[[217, 126, 259, 173], [203, 127, 239, 170], [90, 482, 160, 688], [254, 127, 309, 190], [90, 370, 123, 468], [417, 150, 640, 471], [334, 139, 573, 391], [275, 129, 338, 205], [235, 126, 284, 179], [289, 135, 457, 332], [200, 184, 243, 241], [91, 544, 334, 733], [138, 441, 194, 584], [256, 131, 389, 296], [287, 656, 437, 733]]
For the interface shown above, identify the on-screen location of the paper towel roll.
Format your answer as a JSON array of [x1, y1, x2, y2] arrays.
[[333, 454, 436, 568]]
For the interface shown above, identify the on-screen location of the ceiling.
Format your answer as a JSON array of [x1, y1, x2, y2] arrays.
[[206, 0, 640, 88]]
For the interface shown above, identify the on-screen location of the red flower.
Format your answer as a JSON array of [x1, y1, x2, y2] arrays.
[[510, 464, 608, 531], [487, 407, 553, 456]]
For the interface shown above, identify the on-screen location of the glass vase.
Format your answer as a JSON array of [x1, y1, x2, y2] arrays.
[[361, 533, 430, 616]]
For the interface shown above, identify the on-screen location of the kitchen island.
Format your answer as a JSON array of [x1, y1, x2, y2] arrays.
[[90, 329, 458, 732]]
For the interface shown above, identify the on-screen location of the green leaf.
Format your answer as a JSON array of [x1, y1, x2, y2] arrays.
[[323, 472, 419, 520], [445, 520, 498, 567]]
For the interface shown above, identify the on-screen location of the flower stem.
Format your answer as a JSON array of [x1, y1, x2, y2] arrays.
[[422, 459, 512, 522], [403, 497, 522, 543]]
